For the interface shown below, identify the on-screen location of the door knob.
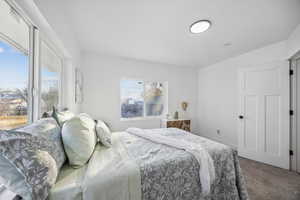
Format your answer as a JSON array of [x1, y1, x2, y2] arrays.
[[238, 115, 244, 119]]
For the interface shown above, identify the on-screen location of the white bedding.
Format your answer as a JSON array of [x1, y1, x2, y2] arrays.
[[82, 133, 141, 200], [49, 164, 87, 200], [49, 132, 141, 200]]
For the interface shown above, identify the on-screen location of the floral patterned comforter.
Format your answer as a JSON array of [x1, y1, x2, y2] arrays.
[[121, 128, 249, 200]]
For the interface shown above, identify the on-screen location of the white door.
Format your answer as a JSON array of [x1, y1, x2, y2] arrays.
[[238, 61, 290, 169]]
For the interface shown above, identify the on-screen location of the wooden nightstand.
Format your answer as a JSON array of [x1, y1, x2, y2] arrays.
[[161, 119, 191, 132]]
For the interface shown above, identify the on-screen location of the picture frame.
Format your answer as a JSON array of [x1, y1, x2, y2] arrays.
[[75, 68, 83, 104]]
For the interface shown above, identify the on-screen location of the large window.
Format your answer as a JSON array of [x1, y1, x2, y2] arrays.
[[120, 79, 167, 119], [0, 0, 63, 129], [0, 0, 30, 130], [40, 42, 61, 116]]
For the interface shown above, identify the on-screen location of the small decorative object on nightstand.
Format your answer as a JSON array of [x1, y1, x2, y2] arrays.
[[161, 119, 191, 132], [174, 111, 179, 119]]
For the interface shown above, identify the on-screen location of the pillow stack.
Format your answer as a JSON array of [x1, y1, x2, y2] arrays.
[[51, 109, 112, 168], [0, 107, 113, 199], [0, 109, 75, 200]]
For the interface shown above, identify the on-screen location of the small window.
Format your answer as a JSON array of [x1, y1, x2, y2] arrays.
[[120, 79, 167, 119], [40, 41, 62, 116]]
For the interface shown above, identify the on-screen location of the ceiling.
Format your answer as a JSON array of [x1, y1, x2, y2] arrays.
[[34, 0, 300, 67]]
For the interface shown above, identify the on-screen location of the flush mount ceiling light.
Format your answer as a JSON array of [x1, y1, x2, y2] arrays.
[[224, 42, 232, 46], [190, 20, 211, 34]]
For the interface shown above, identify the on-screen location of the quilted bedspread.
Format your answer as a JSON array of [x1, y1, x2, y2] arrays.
[[120, 128, 249, 200]]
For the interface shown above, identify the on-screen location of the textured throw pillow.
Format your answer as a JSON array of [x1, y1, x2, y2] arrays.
[[95, 120, 112, 147], [52, 108, 75, 127], [17, 118, 66, 169], [62, 113, 97, 168], [0, 131, 61, 200]]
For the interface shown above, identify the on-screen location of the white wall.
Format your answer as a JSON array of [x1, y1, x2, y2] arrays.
[[81, 53, 198, 132], [287, 24, 300, 58], [197, 41, 288, 147]]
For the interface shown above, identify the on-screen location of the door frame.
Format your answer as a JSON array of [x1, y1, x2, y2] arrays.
[[290, 51, 300, 173]]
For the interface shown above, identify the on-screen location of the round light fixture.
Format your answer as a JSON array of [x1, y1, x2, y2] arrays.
[[190, 20, 211, 34], [224, 42, 232, 46]]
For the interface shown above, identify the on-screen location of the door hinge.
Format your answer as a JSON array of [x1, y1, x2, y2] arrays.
[[290, 110, 294, 116], [290, 70, 294, 75], [290, 150, 294, 156]]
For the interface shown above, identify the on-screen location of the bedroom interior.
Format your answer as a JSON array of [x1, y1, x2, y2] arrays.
[[0, 0, 300, 200]]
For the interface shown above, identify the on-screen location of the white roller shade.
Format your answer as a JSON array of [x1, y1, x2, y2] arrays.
[[0, 0, 29, 53], [41, 41, 62, 73]]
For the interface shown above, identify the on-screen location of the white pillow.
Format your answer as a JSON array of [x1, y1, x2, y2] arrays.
[[95, 120, 112, 147], [62, 113, 97, 168]]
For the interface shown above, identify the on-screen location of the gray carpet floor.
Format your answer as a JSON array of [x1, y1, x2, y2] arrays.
[[239, 157, 300, 200]]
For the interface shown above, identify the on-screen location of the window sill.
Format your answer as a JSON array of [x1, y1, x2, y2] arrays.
[[120, 116, 163, 122]]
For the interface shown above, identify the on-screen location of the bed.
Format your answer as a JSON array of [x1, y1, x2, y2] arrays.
[[50, 128, 249, 200]]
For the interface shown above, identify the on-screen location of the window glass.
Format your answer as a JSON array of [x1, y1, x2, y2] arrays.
[[120, 79, 167, 119], [40, 42, 61, 116], [0, 40, 29, 130], [120, 80, 144, 118], [145, 82, 165, 116]]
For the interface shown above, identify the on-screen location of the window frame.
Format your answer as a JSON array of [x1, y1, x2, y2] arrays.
[[120, 78, 168, 121]]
